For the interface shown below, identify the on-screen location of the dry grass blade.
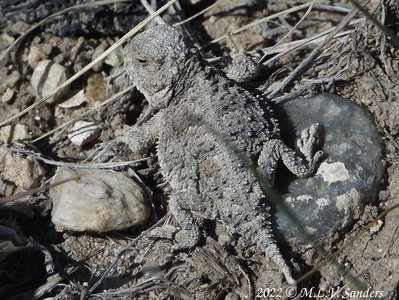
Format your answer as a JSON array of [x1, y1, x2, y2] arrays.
[[0, 0, 131, 64], [86, 212, 172, 296], [32, 85, 136, 143], [260, 28, 354, 67], [0, 0, 178, 128], [28, 155, 150, 169], [203, 2, 314, 47], [267, 0, 371, 100], [140, 0, 167, 25], [0, 175, 80, 207], [174, 1, 219, 27], [259, 0, 319, 64]]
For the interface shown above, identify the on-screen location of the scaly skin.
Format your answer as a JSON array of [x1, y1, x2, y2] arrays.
[[120, 24, 322, 285]]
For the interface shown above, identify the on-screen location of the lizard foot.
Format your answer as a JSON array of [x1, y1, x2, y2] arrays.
[[297, 123, 323, 163]]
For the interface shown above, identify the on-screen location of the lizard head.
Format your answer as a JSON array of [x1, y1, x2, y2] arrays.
[[124, 25, 193, 109]]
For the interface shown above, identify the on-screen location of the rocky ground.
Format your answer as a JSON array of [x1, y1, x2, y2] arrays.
[[0, 0, 398, 299]]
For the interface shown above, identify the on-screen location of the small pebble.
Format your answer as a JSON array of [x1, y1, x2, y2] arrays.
[[0, 147, 45, 189], [0, 124, 31, 143], [50, 168, 151, 232], [92, 40, 108, 72], [369, 220, 383, 235], [27, 45, 47, 68], [5, 70, 21, 88], [58, 90, 87, 108], [68, 121, 100, 146], [104, 50, 122, 68], [0, 32, 15, 50], [31, 60, 70, 103], [1, 87, 15, 103]]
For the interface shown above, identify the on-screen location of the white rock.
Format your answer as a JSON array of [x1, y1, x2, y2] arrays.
[[28, 45, 47, 68], [104, 51, 122, 68], [1, 88, 15, 103], [92, 40, 108, 72], [0, 147, 45, 189], [31, 60, 70, 103], [0, 32, 15, 50], [58, 90, 87, 108], [0, 124, 31, 143], [5, 70, 20, 88], [68, 121, 100, 146], [369, 220, 384, 235], [50, 168, 151, 232]]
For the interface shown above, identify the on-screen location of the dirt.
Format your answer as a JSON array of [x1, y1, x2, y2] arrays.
[[0, 1, 398, 299]]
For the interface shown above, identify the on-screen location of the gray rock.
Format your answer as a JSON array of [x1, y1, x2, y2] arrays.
[[275, 94, 384, 244], [0, 124, 31, 143]]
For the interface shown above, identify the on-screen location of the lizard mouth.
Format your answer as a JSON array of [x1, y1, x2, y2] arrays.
[[135, 82, 174, 109]]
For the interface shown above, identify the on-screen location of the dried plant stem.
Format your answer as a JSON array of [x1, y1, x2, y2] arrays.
[[259, 0, 319, 64], [0, 175, 80, 207], [267, 0, 371, 100], [174, 1, 219, 27], [140, 0, 167, 25], [32, 85, 135, 143], [203, 2, 315, 47]]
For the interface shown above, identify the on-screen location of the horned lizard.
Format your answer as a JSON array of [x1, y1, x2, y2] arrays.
[[119, 24, 322, 285]]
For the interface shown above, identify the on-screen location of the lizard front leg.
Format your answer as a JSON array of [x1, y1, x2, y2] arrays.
[[116, 112, 162, 156], [258, 124, 323, 181]]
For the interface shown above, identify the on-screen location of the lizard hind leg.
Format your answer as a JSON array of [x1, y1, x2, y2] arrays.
[[167, 190, 203, 251], [145, 189, 204, 251], [257, 231, 296, 286], [240, 216, 296, 286]]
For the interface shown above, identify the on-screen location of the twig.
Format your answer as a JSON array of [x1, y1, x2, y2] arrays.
[[140, 0, 167, 25], [203, 2, 316, 47], [7, 144, 150, 168], [0, 175, 80, 207], [32, 156, 150, 169], [174, 1, 219, 27], [237, 263, 252, 299]]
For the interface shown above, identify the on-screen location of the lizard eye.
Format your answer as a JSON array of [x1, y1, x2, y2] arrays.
[[135, 54, 149, 65]]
